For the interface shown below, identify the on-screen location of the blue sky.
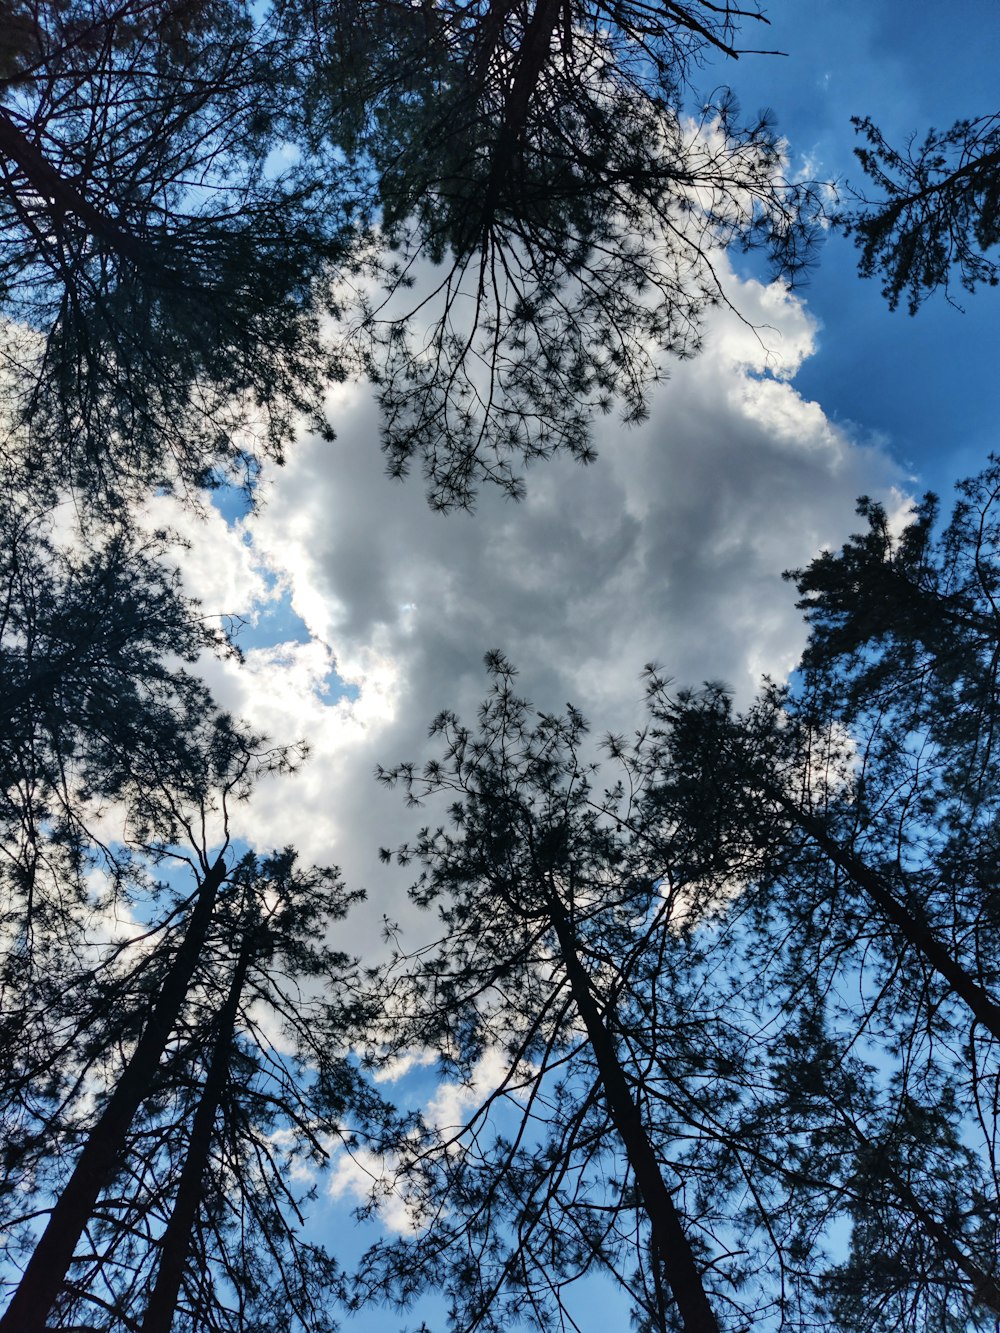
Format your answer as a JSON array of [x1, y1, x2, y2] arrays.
[[725, 0, 1000, 496], [156, 6, 1000, 1326]]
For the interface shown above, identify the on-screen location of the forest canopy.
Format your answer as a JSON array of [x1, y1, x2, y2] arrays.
[[0, 0, 823, 509], [2, 2, 999, 1332]]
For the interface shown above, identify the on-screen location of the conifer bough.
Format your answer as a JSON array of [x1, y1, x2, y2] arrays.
[[0, 0, 820, 510]]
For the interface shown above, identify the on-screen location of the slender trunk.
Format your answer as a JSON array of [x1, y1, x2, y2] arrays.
[[546, 893, 719, 1333], [470, 0, 520, 87], [829, 1108, 1000, 1316], [773, 792, 1000, 1042], [502, 0, 562, 145], [881, 1161, 1000, 1315], [141, 923, 255, 1333], [0, 857, 228, 1333], [0, 106, 149, 265], [477, 0, 561, 233]]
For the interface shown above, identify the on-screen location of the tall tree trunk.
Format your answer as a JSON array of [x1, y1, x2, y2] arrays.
[[856, 1135, 1000, 1316], [772, 791, 1000, 1041], [0, 856, 228, 1333], [546, 892, 719, 1333], [140, 921, 255, 1333], [479, 0, 561, 233]]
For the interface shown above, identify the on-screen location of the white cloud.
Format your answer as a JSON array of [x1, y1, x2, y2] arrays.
[[326, 1045, 539, 1236], [423, 1048, 534, 1141], [165, 254, 902, 956], [327, 1147, 419, 1236], [373, 1048, 438, 1085], [138, 491, 273, 629]]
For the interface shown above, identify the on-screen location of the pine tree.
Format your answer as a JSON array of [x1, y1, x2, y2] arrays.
[[369, 657, 824, 1331], [45, 850, 382, 1333], [2, 0, 821, 512], [369, 606, 1000, 1329], [843, 112, 1000, 312], [0, 482, 240, 1222], [0, 0, 349, 506], [0, 466, 390, 1329], [0, 734, 387, 1332], [627, 460, 1000, 1326], [300, 0, 822, 506]]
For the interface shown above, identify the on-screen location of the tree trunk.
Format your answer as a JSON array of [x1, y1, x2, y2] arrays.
[[774, 792, 1000, 1042], [0, 107, 150, 267], [546, 892, 719, 1333], [140, 921, 255, 1333], [0, 856, 228, 1333], [831, 1108, 1000, 1316], [881, 1162, 1000, 1315]]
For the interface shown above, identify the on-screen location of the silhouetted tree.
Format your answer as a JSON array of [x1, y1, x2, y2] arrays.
[[0, 731, 386, 1332], [2, 0, 821, 512], [301, 0, 822, 506], [0, 695, 289, 1327], [369, 656, 857, 1332], [49, 850, 381, 1333], [628, 458, 1000, 1325], [0, 0, 349, 505], [367, 591, 1000, 1330], [638, 671, 1000, 1327], [0, 483, 247, 1228], [843, 112, 1000, 312]]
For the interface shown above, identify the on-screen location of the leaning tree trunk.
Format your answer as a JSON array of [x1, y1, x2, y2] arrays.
[[901, 1198, 1000, 1315], [546, 891, 719, 1333], [140, 919, 256, 1333], [0, 107, 150, 266], [771, 790, 1000, 1042], [0, 856, 228, 1333]]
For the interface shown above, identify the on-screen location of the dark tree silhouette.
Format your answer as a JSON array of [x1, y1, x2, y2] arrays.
[[629, 455, 1000, 1326], [368, 657, 860, 1332], [2, 0, 822, 512], [371, 663, 719, 1330], [301, 0, 822, 506], [0, 736, 385, 1332], [0, 853, 230, 1333], [0, 0, 349, 506], [0, 484, 248, 1226], [843, 112, 1000, 312], [0, 692, 283, 1326], [52, 850, 382, 1333], [366, 601, 1000, 1329]]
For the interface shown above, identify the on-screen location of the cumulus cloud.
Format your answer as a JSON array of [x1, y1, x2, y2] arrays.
[[372, 1048, 439, 1086], [422, 1048, 536, 1140], [167, 257, 902, 952], [139, 491, 273, 631]]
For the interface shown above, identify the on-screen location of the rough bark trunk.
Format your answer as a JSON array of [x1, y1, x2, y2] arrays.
[[546, 892, 719, 1333], [0, 856, 228, 1333]]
